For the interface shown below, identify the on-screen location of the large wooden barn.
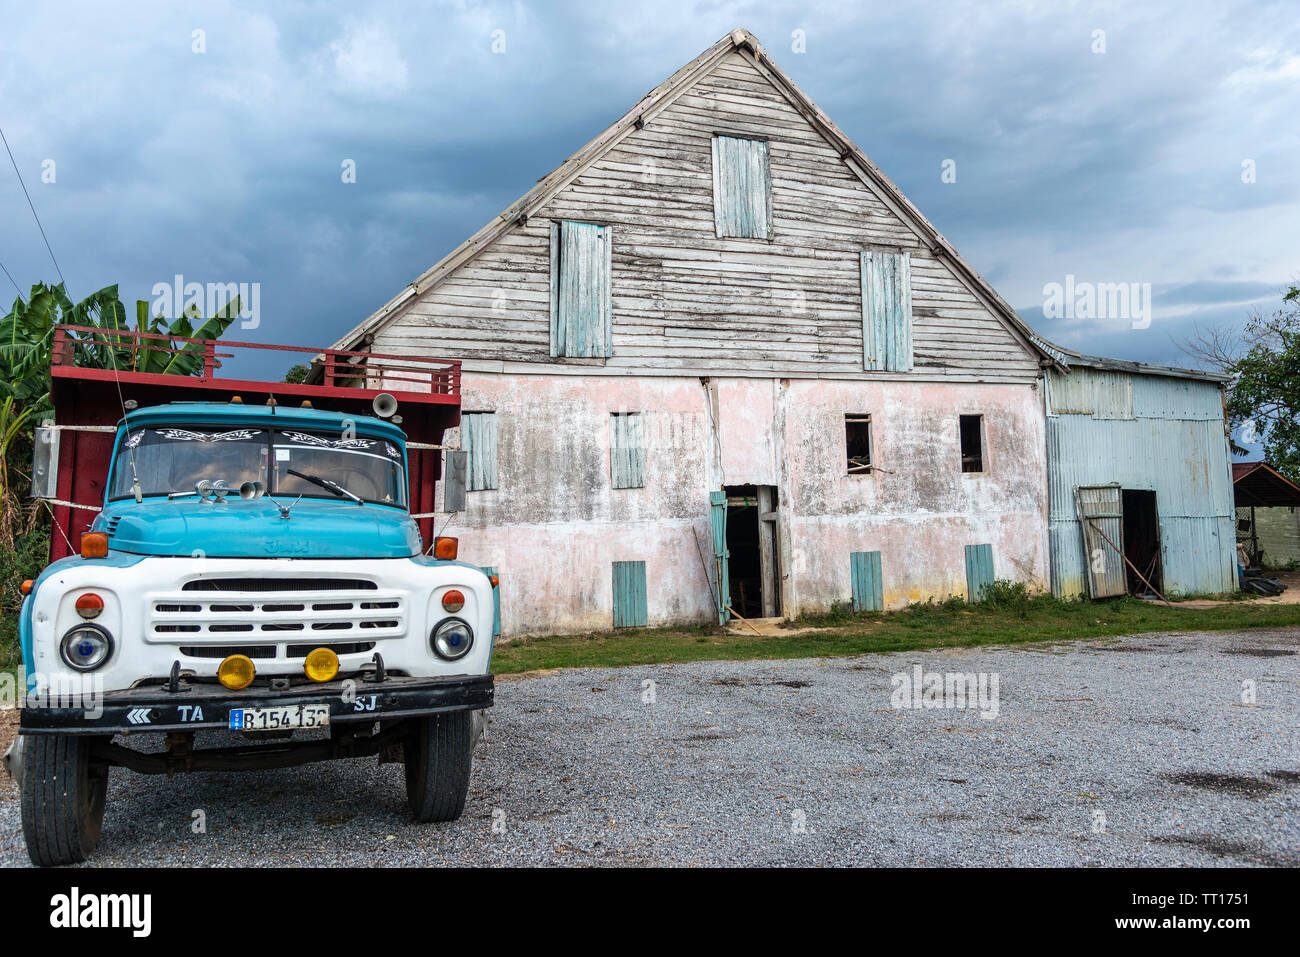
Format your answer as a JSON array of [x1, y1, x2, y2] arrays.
[[325, 29, 1226, 635]]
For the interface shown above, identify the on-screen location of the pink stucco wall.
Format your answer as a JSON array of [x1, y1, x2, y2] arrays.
[[442, 372, 1048, 635]]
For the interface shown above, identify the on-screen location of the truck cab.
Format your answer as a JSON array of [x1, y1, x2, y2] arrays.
[[7, 329, 491, 867]]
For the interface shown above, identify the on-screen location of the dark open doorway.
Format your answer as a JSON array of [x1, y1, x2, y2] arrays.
[[1121, 489, 1163, 595], [723, 484, 780, 619]]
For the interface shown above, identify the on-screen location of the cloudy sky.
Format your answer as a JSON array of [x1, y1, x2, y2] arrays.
[[1, 0, 1296, 380]]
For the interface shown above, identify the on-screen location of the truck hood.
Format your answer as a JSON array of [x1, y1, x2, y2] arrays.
[[97, 498, 423, 559]]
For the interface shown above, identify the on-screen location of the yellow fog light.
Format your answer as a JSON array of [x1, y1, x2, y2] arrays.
[[304, 648, 340, 683], [218, 654, 256, 690]]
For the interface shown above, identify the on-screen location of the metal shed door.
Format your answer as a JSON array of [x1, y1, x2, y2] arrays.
[[1076, 485, 1126, 598]]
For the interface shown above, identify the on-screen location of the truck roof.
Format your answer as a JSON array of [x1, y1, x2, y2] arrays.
[[122, 402, 409, 442]]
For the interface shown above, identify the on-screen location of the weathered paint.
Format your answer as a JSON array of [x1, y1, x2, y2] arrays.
[[440, 372, 1049, 635], [1046, 367, 1235, 597], [850, 550, 884, 611], [861, 251, 913, 372]]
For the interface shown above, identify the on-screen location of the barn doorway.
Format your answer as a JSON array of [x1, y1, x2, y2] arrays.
[[723, 484, 780, 619], [1121, 489, 1163, 595]]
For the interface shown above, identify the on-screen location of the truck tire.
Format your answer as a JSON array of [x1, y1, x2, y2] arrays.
[[20, 735, 109, 867], [404, 711, 474, 823]]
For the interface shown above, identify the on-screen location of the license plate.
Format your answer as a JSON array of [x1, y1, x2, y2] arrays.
[[229, 704, 330, 732]]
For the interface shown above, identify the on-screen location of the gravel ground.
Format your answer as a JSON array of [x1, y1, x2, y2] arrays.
[[2, 627, 1297, 867]]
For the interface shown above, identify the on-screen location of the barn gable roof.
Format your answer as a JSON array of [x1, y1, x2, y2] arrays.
[[330, 28, 1058, 368]]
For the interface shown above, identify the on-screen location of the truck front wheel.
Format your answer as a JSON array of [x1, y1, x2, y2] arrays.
[[20, 735, 110, 867], [404, 711, 474, 823]]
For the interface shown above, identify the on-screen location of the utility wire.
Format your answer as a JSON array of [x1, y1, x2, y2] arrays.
[[1, 122, 143, 498], [0, 125, 65, 287], [0, 255, 21, 298]]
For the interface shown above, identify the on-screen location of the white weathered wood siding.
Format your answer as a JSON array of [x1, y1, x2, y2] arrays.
[[373, 51, 1039, 383]]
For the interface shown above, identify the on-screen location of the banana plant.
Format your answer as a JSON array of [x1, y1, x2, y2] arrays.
[[0, 282, 240, 409]]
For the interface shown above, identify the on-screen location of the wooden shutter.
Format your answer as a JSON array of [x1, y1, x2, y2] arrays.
[[964, 544, 995, 603], [550, 221, 612, 358], [710, 490, 730, 624], [711, 136, 772, 239], [861, 250, 913, 371], [461, 413, 498, 491], [612, 561, 648, 628], [610, 412, 645, 489], [850, 551, 884, 612]]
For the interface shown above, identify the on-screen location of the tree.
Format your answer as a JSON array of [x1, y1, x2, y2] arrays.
[[1180, 285, 1300, 480], [284, 363, 309, 384]]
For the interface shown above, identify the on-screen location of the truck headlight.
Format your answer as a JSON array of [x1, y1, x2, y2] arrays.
[[431, 618, 473, 661], [60, 624, 114, 672]]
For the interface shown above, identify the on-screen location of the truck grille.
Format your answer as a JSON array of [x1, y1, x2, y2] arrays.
[[152, 577, 405, 651]]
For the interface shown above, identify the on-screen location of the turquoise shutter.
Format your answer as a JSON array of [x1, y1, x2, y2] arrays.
[[612, 561, 648, 628], [550, 221, 612, 358], [711, 136, 772, 239], [850, 551, 884, 612], [861, 250, 913, 371], [710, 491, 730, 624], [965, 544, 994, 603], [462, 413, 498, 491], [610, 412, 645, 489]]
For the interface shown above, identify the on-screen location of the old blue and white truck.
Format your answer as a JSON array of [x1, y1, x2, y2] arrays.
[[3, 326, 493, 866]]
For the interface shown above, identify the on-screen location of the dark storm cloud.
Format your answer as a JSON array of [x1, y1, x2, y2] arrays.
[[1, 0, 1295, 379]]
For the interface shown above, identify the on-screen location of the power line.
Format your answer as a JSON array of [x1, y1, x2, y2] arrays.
[[0, 255, 21, 298], [0, 124, 66, 288]]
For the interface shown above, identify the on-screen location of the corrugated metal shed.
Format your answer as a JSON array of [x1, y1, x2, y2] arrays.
[[1046, 365, 1236, 598]]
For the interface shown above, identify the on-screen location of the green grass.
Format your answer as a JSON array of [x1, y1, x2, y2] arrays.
[[491, 593, 1300, 675]]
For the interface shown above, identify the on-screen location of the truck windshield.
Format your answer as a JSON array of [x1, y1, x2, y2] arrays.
[[109, 427, 408, 507]]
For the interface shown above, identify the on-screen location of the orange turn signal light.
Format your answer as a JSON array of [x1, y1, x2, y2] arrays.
[[20, 579, 33, 595], [442, 589, 465, 612], [434, 537, 458, 560], [75, 592, 104, 619], [81, 532, 109, 558], [488, 575, 499, 588]]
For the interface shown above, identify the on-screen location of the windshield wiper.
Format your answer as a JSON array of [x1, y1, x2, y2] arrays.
[[287, 468, 363, 505]]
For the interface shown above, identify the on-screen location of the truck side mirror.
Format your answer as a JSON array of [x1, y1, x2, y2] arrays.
[[443, 450, 467, 514], [31, 425, 60, 500]]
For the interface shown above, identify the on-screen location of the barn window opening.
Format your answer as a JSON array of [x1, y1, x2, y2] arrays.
[[959, 415, 984, 473], [711, 135, 772, 239], [845, 414, 873, 474]]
